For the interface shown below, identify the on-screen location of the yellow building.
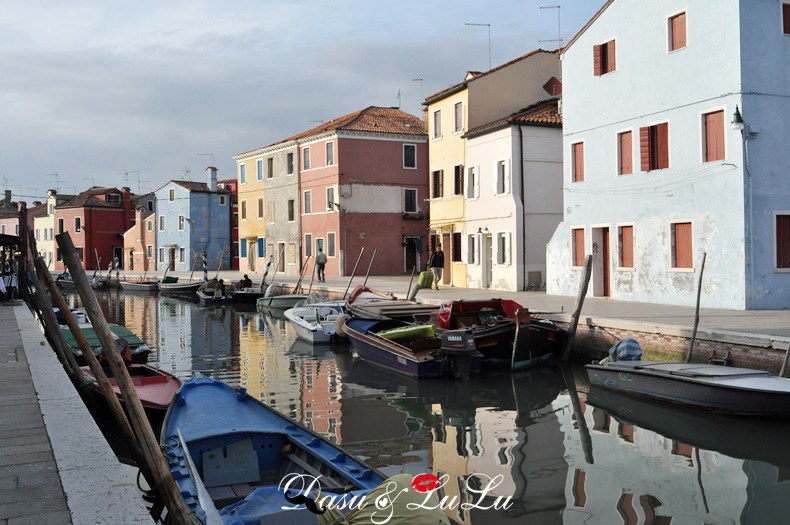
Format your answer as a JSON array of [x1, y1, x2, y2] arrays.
[[425, 49, 561, 287], [33, 190, 73, 266], [232, 152, 267, 273]]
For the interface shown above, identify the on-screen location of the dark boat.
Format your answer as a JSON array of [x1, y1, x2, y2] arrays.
[[435, 299, 564, 369], [161, 374, 385, 524], [586, 360, 790, 417], [341, 317, 483, 379], [232, 287, 267, 303]]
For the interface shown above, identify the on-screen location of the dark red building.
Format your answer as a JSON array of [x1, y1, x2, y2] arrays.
[[218, 178, 239, 270]]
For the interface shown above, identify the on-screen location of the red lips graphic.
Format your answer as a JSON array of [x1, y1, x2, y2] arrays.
[[412, 473, 440, 493]]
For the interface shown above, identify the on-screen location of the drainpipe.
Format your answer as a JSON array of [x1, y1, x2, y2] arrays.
[[518, 124, 527, 291]]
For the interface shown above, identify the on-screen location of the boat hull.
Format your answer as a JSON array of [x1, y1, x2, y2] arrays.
[[120, 281, 159, 292], [586, 361, 790, 417], [158, 282, 203, 294], [256, 295, 306, 312]]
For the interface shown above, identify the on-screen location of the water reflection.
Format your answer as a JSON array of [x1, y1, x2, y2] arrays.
[[68, 290, 790, 524]]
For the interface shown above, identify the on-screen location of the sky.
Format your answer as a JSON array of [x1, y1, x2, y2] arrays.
[[1, 1, 602, 201]]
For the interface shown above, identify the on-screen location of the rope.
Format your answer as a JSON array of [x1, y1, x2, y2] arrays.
[[78, 379, 97, 388]]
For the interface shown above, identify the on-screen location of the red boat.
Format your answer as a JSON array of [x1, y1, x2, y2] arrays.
[[435, 299, 565, 370]]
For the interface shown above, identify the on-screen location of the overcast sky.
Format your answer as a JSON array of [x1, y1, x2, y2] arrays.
[[2, 1, 602, 201]]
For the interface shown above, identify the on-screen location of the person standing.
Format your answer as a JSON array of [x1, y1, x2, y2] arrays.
[[428, 245, 444, 290], [315, 248, 328, 282]]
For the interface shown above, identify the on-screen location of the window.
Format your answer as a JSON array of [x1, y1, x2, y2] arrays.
[[58, 218, 64, 234], [617, 132, 633, 175], [76, 247, 84, 260], [74, 217, 81, 233], [240, 240, 247, 258], [403, 188, 418, 213], [327, 232, 336, 257], [618, 225, 634, 268], [232, 212, 238, 227], [496, 233, 510, 265], [147, 220, 152, 232], [326, 187, 335, 211], [48, 204, 54, 214], [671, 222, 693, 269], [776, 214, 790, 268], [267, 157, 274, 178], [305, 234, 313, 257], [267, 202, 275, 222], [241, 200, 247, 220], [303, 147, 311, 170], [572, 142, 585, 182], [669, 12, 687, 51], [287, 152, 294, 175], [572, 228, 585, 267], [433, 110, 442, 139], [304, 191, 312, 213], [147, 200, 154, 211], [158, 247, 164, 262], [315, 238, 324, 254], [35, 229, 40, 241], [169, 189, 175, 202], [178, 215, 185, 231], [106, 193, 121, 204], [403, 144, 417, 169], [453, 165, 464, 196], [454, 102, 463, 133], [147, 245, 153, 258], [702, 110, 725, 162], [495, 160, 508, 194], [14, 225, 18, 235], [239, 164, 246, 183], [593, 40, 616, 75], [452, 232, 462, 262], [257, 238, 265, 258], [326, 142, 334, 166], [785, 3, 790, 34], [257, 159, 263, 181], [467, 235, 477, 264], [49, 227, 53, 239], [258, 198, 264, 219], [179, 248, 185, 263], [431, 170, 443, 198], [288, 200, 295, 222], [219, 195, 226, 206], [57, 248, 62, 261], [466, 166, 478, 199], [640, 123, 670, 171], [158, 215, 165, 231]]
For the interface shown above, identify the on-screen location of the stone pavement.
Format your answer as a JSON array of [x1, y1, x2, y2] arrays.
[[111, 270, 790, 338]]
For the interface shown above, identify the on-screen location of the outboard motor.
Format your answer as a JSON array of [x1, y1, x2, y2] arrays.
[[440, 329, 478, 380]]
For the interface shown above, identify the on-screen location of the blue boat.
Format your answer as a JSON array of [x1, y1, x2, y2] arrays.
[[160, 374, 385, 524], [341, 317, 484, 379]]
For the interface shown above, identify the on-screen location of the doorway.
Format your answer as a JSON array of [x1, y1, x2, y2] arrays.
[[591, 227, 611, 297], [404, 237, 420, 273], [441, 233, 451, 284], [128, 251, 134, 271], [248, 240, 256, 272], [113, 246, 123, 269], [168, 247, 176, 271], [482, 234, 493, 288], [277, 242, 286, 272]]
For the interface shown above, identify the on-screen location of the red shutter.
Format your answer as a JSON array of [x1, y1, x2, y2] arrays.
[[619, 226, 634, 267], [671, 13, 687, 50], [777, 215, 790, 268], [784, 4, 790, 35], [656, 123, 669, 168], [607, 40, 616, 72], [593, 44, 602, 76], [639, 127, 650, 171], [704, 111, 724, 162], [673, 222, 693, 268], [573, 143, 584, 182], [573, 229, 585, 266], [619, 131, 633, 175]]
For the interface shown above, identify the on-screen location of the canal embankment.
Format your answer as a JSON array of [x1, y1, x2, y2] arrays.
[[0, 302, 150, 524]]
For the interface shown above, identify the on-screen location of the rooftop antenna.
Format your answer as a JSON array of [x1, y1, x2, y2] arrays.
[[540, 5, 563, 79], [125, 170, 142, 194], [121, 170, 130, 188], [412, 78, 424, 101], [396, 89, 401, 109], [465, 22, 492, 70], [198, 153, 214, 168], [47, 173, 60, 192], [182, 166, 192, 180], [82, 178, 95, 188]]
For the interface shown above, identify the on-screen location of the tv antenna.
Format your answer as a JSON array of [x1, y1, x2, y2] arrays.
[[47, 173, 60, 192], [539, 5, 563, 50], [198, 153, 214, 167], [182, 167, 192, 180], [465, 23, 492, 70], [83, 178, 95, 188]]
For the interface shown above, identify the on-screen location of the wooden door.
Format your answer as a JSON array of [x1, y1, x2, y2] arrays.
[[441, 233, 451, 284], [404, 237, 419, 273], [168, 248, 176, 271], [602, 228, 610, 297]]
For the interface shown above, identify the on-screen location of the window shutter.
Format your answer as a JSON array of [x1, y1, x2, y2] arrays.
[[784, 4, 790, 35], [572, 143, 584, 182], [704, 111, 724, 162], [672, 13, 687, 49], [593, 44, 602, 76], [620, 225, 634, 267], [673, 222, 693, 268], [475, 165, 480, 198], [452, 232, 462, 262], [573, 229, 585, 266], [607, 40, 616, 72], [656, 123, 669, 168], [619, 131, 633, 175], [777, 215, 790, 268], [240, 241, 247, 258], [639, 127, 650, 171]]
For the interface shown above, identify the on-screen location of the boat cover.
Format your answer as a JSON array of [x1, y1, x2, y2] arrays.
[[436, 299, 522, 329], [609, 338, 642, 361], [61, 325, 145, 348]]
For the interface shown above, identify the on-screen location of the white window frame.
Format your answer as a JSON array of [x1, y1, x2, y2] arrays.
[[239, 164, 247, 184], [286, 152, 295, 175], [303, 147, 311, 170], [74, 217, 82, 233], [773, 210, 790, 272], [453, 163, 464, 196], [595, 37, 618, 76], [641, 119, 672, 171], [668, 219, 695, 272], [494, 159, 510, 196], [147, 220, 153, 232], [147, 245, 153, 258], [287, 199, 296, 223], [58, 218, 64, 234], [159, 215, 165, 231], [403, 144, 417, 169], [315, 237, 324, 255], [432, 109, 442, 140], [326, 186, 335, 212], [467, 234, 478, 265], [303, 190, 312, 214], [168, 188, 175, 202], [178, 215, 185, 231], [403, 188, 418, 213], [453, 101, 464, 134], [219, 195, 227, 206], [570, 226, 586, 269], [615, 222, 636, 271], [494, 232, 511, 266], [304, 233, 313, 257], [699, 106, 728, 164], [258, 197, 265, 220], [327, 232, 336, 257], [615, 129, 634, 176], [179, 247, 185, 263], [158, 247, 164, 263], [326, 141, 335, 166], [571, 141, 585, 183], [666, 10, 688, 54], [257, 159, 264, 181], [465, 165, 479, 200]]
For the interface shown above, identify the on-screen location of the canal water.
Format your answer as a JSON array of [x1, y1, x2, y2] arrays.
[[67, 290, 790, 524]]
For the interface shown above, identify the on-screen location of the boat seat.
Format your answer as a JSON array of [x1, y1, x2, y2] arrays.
[[202, 437, 261, 488], [281, 450, 344, 490]]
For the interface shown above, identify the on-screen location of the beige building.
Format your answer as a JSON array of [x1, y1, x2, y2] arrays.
[[32, 190, 73, 266]]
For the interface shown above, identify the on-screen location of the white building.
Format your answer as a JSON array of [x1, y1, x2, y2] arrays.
[[463, 99, 563, 291], [546, 0, 790, 309]]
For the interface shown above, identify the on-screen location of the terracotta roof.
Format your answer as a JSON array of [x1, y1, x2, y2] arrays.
[[0, 209, 18, 219], [58, 187, 125, 209], [236, 106, 427, 156], [562, 0, 613, 56], [424, 49, 555, 105], [463, 98, 562, 138]]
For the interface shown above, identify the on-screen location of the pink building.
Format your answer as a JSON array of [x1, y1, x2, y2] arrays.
[[295, 106, 429, 276]]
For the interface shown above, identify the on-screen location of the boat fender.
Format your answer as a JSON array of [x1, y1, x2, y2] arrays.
[[236, 387, 248, 401], [176, 393, 187, 406], [335, 314, 351, 336]]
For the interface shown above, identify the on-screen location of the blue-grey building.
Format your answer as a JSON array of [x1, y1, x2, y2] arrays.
[[154, 168, 231, 272]]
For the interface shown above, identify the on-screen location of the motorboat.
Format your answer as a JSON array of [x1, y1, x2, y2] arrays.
[[120, 280, 159, 292], [284, 301, 347, 344]]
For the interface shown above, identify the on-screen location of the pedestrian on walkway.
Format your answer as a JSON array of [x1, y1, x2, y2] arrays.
[[316, 248, 328, 282], [428, 245, 444, 290]]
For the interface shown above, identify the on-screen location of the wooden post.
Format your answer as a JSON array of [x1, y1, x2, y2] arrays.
[[265, 245, 285, 303], [29, 237, 155, 486], [559, 365, 594, 464], [306, 258, 317, 296], [561, 254, 593, 362], [342, 247, 366, 299], [779, 341, 790, 378], [361, 249, 377, 290], [56, 232, 192, 524], [293, 254, 311, 294], [405, 265, 417, 301], [686, 252, 707, 363]]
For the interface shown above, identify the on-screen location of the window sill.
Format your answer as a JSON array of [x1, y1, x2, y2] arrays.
[[432, 136, 443, 141], [667, 46, 687, 54], [616, 266, 636, 272], [494, 193, 511, 198], [668, 267, 695, 273], [775, 268, 790, 273], [453, 130, 464, 136], [465, 196, 479, 201], [403, 166, 418, 170], [571, 180, 585, 184]]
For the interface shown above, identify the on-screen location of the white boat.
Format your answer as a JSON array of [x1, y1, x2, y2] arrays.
[[284, 302, 347, 344], [158, 280, 203, 294], [120, 280, 159, 292]]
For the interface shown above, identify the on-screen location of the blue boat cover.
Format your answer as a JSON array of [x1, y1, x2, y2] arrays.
[[609, 338, 642, 361]]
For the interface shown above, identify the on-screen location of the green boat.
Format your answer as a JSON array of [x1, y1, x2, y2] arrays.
[[377, 324, 436, 341], [256, 294, 306, 313], [59, 324, 152, 365]]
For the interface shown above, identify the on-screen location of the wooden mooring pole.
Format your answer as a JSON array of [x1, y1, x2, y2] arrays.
[[686, 252, 707, 363], [56, 232, 192, 524], [342, 247, 366, 299], [561, 254, 593, 362]]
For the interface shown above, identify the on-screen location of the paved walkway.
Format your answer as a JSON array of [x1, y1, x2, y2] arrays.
[[0, 303, 71, 525], [111, 270, 790, 338]]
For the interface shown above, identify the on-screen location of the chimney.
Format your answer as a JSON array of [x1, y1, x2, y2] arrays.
[[207, 166, 218, 192], [135, 206, 143, 224], [32, 201, 42, 207], [3, 190, 11, 208], [47, 189, 58, 197]]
